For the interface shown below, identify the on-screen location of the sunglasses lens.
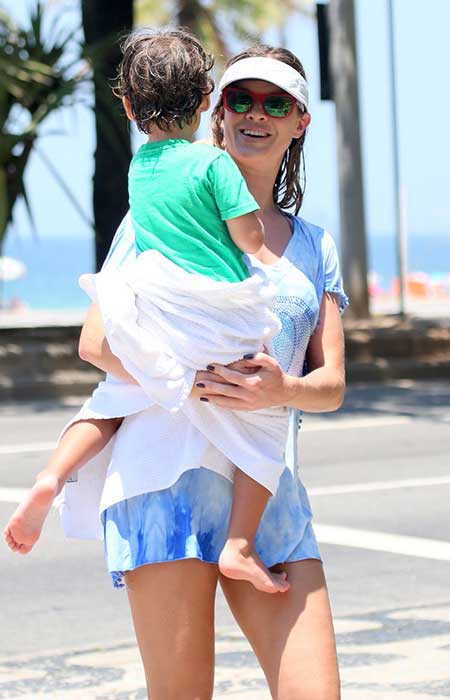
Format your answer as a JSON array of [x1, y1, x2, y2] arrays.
[[226, 90, 253, 113], [264, 95, 293, 117]]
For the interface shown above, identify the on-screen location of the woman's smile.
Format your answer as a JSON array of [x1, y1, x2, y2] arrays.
[[236, 110, 274, 143], [239, 126, 272, 140]]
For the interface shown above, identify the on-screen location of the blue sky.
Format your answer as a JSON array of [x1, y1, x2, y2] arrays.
[[4, 0, 450, 242]]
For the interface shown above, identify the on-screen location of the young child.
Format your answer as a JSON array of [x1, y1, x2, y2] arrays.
[[5, 29, 291, 594]]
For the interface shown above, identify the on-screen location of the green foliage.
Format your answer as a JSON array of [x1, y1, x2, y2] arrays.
[[135, 0, 173, 28], [135, 0, 314, 62], [0, 1, 88, 249]]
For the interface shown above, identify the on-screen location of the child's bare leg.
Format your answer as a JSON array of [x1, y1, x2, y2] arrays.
[[4, 417, 122, 554], [218, 469, 290, 594]]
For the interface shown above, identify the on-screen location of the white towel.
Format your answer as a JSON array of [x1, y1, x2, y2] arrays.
[[78, 250, 289, 494]]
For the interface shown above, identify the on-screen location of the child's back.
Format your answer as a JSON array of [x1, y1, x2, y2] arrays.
[[130, 139, 256, 282]]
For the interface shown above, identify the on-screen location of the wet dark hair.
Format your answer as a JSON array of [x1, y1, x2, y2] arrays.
[[211, 45, 308, 214], [114, 28, 214, 134]]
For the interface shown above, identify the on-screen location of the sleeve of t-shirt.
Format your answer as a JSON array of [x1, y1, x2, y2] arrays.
[[321, 230, 349, 313], [102, 212, 137, 273], [206, 151, 259, 220]]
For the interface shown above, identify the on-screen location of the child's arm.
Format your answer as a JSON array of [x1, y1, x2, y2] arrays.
[[226, 212, 264, 254]]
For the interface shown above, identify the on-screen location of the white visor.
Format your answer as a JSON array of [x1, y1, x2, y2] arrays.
[[218, 56, 308, 111]]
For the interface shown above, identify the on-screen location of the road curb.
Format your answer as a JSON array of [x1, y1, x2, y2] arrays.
[[1, 316, 449, 401]]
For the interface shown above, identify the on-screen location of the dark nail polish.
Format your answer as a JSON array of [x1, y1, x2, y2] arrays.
[[196, 382, 205, 388], [243, 353, 255, 360], [200, 397, 209, 402], [206, 364, 215, 371]]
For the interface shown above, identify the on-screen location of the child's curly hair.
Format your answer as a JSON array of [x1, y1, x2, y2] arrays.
[[114, 28, 215, 134]]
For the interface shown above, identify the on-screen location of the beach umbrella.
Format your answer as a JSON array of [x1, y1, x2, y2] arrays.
[[0, 256, 27, 281]]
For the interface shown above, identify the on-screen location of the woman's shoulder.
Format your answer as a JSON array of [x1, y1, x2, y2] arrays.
[[102, 212, 137, 271], [287, 215, 330, 267], [291, 215, 349, 312], [291, 216, 335, 254]]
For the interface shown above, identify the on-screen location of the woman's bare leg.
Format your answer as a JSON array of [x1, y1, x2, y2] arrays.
[[125, 558, 219, 700], [219, 469, 290, 594], [220, 558, 340, 700]]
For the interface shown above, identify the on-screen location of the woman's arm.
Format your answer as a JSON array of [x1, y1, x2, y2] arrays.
[[288, 291, 345, 411], [79, 303, 205, 395], [193, 292, 345, 413], [78, 303, 138, 384]]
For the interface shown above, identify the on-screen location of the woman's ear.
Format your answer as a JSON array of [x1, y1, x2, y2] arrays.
[[218, 104, 225, 130], [218, 106, 226, 147], [200, 93, 211, 112], [292, 110, 311, 138], [122, 96, 135, 122]]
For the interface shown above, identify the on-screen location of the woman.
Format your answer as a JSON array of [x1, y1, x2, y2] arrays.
[[78, 44, 347, 700]]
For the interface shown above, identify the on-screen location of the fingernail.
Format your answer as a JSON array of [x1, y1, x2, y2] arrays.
[[200, 397, 209, 402], [196, 382, 205, 388], [206, 364, 215, 371], [243, 353, 254, 360]]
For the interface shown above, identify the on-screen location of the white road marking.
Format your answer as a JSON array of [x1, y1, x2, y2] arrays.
[[0, 442, 55, 455], [315, 523, 450, 561], [309, 475, 450, 497], [3, 477, 449, 504], [302, 416, 413, 431], [0, 416, 413, 455], [1, 483, 448, 562]]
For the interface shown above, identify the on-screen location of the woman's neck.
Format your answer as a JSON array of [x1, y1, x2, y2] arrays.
[[236, 160, 293, 260], [236, 161, 280, 214]]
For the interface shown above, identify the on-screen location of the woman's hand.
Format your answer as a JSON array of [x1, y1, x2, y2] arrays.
[[190, 352, 295, 411]]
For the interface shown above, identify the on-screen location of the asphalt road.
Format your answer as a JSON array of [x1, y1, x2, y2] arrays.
[[1, 380, 450, 699]]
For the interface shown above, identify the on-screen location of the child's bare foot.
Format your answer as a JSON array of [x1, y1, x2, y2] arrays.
[[219, 540, 290, 593], [3, 474, 59, 554]]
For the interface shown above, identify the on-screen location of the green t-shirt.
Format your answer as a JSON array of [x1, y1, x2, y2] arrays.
[[130, 139, 259, 282]]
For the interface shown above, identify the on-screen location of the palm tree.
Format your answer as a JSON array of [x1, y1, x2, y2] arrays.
[[328, 0, 369, 317], [81, 0, 133, 269], [135, 0, 314, 60], [0, 3, 88, 251]]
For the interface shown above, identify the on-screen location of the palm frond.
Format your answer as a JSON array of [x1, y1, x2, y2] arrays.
[[133, 0, 314, 63], [18, 175, 36, 237], [134, 0, 174, 28], [0, 0, 88, 248]]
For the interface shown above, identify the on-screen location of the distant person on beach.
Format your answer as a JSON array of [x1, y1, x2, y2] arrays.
[[6, 36, 348, 700], [8, 297, 27, 312]]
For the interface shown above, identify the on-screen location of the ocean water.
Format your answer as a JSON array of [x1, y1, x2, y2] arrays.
[[1, 231, 449, 310], [2, 234, 94, 311], [368, 233, 450, 290]]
